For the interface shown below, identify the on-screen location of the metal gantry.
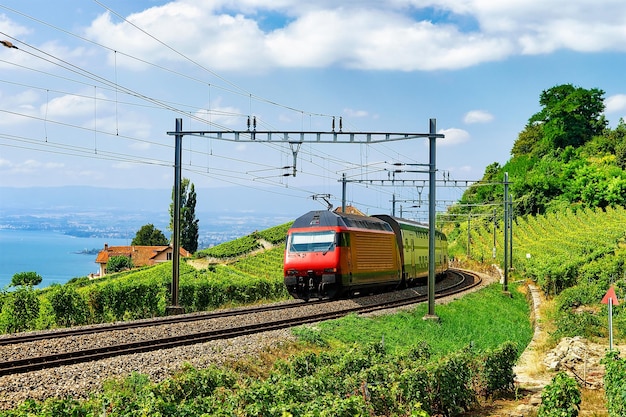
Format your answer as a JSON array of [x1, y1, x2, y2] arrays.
[[166, 118, 444, 318]]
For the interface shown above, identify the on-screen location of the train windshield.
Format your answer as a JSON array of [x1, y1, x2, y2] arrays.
[[289, 231, 336, 253]]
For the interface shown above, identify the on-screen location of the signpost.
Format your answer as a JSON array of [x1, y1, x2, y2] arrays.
[[601, 286, 620, 351]]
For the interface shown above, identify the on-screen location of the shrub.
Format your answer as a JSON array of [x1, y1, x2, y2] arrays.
[[537, 372, 581, 417], [47, 284, 89, 327], [602, 351, 626, 417], [0, 286, 40, 333], [479, 341, 518, 397], [430, 351, 476, 416]]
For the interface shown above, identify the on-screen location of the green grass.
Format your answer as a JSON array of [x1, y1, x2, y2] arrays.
[[313, 283, 533, 358]]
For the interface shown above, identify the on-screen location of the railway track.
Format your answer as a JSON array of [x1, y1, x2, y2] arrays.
[[0, 269, 479, 377]]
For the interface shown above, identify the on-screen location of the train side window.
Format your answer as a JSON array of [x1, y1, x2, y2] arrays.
[[339, 232, 350, 247]]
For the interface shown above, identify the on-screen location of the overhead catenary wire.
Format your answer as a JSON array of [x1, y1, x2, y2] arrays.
[[0, 4, 444, 215]]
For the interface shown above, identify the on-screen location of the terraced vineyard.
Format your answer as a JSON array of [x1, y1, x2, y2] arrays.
[[450, 206, 626, 296]]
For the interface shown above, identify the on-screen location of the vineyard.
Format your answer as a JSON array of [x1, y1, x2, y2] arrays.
[[0, 225, 291, 334], [448, 205, 626, 340], [196, 222, 292, 259]]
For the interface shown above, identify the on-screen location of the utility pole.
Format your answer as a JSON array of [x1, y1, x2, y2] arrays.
[[425, 118, 439, 321], [341, 173, 347, 212], [167, 118, 184, 315], [503, 172, 510, 294], [467, 211, 471, 258]]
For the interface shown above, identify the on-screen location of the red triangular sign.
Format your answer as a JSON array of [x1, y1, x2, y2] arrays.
[[602, 286, 620, 306]]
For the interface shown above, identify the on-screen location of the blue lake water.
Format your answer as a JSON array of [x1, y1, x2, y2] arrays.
[[0, 229, 130, 288]]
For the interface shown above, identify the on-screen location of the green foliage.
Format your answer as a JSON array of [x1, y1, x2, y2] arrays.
[[197, 222, 292, 260], [537, 372, 581, 417], [602, 350, 626, 417], [0, 284, 525, 417], [530, 84, 606, 151], [197, 234, 261, 258], [10, 271, 42, 287], [106, 255, 134, 274], [0, 286, 40, 333], [256, 222, 293, 244], [170, 178, 199, 254], [131, 223, 169, 246], [479, 341, 519, 396], [48, 284, 89, 327], [455, 84, 624, 218]]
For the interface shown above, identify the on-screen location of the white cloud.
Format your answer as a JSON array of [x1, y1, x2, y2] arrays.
[[436, 128, 470, 147], [605, 94, 626, 113], [343, 108, 369, 118], [0, 158, 65, 174], [80, 0, 626, 72], [47, 92, 106, 118], [463, 110, 494, 124]]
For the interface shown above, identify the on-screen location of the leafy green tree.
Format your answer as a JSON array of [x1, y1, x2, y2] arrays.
[[10, 271, 43, 287], [131, 224, 168, 246], [529, 84, 606, 151], [106, 255, 134, 274], [170, 178, 199, 254]]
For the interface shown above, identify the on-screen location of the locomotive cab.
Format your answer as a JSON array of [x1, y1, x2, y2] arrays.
[[284, 229, 342, 300]]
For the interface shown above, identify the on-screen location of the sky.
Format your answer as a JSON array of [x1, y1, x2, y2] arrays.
[[1, 0, 626, 219]]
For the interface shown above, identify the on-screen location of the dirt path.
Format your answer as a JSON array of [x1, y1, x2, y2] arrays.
[[470, 281, 615, 416]]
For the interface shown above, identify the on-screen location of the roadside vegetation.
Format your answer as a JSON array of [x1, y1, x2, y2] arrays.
[[0, 283, 532, 417]]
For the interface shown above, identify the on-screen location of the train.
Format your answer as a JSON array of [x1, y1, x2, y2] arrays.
[[283, 210, 448, 300]]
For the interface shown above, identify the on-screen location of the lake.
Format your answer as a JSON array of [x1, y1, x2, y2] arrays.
[[0, 229, 130, 288]]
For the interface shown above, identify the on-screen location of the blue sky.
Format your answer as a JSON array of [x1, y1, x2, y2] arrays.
[[1, 0, 626, 219]]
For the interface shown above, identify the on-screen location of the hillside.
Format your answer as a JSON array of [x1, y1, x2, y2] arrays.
[[451, 84, 626, 218], [444, 84, 626, 341], [0, 223, 293, 334]]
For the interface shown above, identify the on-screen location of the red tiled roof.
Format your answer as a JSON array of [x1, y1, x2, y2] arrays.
[[95, 245, 190, 267]]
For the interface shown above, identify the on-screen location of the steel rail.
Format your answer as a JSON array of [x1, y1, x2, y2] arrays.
[[0, 269, 479, 376], [0, 299, 325, 346]]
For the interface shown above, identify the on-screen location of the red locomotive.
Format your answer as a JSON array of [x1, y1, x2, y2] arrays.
[[283, 210, 448, 300]]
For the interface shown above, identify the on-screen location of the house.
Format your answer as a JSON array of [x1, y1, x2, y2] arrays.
[[95, 244, 191, 276]]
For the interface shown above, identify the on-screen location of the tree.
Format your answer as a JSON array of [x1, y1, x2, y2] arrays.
[[170, 178, 199, 254], [106, 256, 133, 274], [10, 271, 42, 287], [131, 224, 168, 246], [529, 84, 607, 151]]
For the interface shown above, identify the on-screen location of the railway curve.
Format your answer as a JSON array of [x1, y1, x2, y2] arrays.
[[0, 269, 479, 377]]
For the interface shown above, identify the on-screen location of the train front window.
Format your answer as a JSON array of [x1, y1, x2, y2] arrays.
[[289, 231, 336, 253]]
